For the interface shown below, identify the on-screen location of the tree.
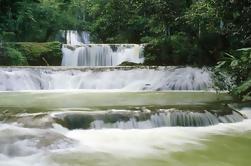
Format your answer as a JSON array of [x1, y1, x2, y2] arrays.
[[213, 0, 251, 48], [183, 0, 221, 37], [0, 0, 86, 42]]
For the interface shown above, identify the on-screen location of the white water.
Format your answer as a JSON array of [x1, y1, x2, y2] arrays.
[[61, 44, 144, 66], [239, 107, 251, 118], [0, 67, 213, 91], [63, 30, 90, 45], [0, 108, 251, 166], [51, 109, 244, 129], [90, 111, 244, 129], [65, 118, 251, 157], [61, 30, 144, 66]]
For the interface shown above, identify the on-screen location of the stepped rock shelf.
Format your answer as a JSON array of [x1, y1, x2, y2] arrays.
[[0, 66, 231, 108], [0, 65, 243, 129], [0, 66, 213, 91], [0, 65, 249, 166]]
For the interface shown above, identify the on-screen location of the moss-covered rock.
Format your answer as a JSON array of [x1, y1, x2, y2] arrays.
[[118, 61, 142, 66], [1, 41, 62, 66], [14, 41, 62, 66]]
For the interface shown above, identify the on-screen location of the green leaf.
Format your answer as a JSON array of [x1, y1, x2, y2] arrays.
[[237, 48, 251, 51], [224, 52, 235, 59], [215, 61, 226, 69], [230, 60, 239, 67]]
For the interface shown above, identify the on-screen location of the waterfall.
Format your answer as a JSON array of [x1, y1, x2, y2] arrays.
[[62, 30, 90, 45], [0, 67, 213, 91], [61, 30, 144, 66], [61, 44, 144, 66], [52, 109, 245, 129]]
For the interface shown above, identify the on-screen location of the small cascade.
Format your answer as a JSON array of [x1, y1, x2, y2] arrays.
[[0, 123, 74, 157], [61, 44, 144, 66], [52, 109, 245, 129], [60, 30, 144, 66], [62, 30, 90, 45], [0, 67, 213, 91]]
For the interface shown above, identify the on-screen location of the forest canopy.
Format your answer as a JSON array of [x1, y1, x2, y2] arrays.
[[0, 0, 250, 47], [0, 0, 250, 100]]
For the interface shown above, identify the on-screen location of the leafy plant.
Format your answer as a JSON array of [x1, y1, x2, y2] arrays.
[[215, 48, 251, 100], [216, 48, 251, 84], [0, 46, 28, 65], [232, 79, 251, 101]]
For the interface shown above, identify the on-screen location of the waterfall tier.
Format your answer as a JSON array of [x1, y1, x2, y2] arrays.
[[60, 30, 145, 66], [0, 67, 213, 91], [61, 44, 144, 66], [50, 109, 245, 129], [61, 30, 90, 45], [2, 107, 244, 129], [0, 107, 250, 166]]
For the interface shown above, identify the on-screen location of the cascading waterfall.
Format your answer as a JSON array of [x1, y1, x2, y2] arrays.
[[61, 44, 145, 66], [0, 67, 213, 91], [0, 31, 248, 165], [0, 65, 250, 166], [62, 30, 90, 45], [52, 109, 245, 129], [0, 109, 251, 166], [61, 30, 144, 66], [1, 18, 251, 166]]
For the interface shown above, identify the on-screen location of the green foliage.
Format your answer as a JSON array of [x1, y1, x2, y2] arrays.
[[169, 33, 197, 65], [1, 32, 16, 42], [216, 48, 251, 83], [144, 33, 215, 66], [216, 48, 251, 100], [0, 0, 250, 68], [213, 0, 251, 48], [0, 46, 28, 65], [0, 0, 87, 42], [1, 42, 62, 66], [82, 0, 187, 43], [232, 79, 251, 101], [183, 1, 221, 36], [14, 41, 62, 65]]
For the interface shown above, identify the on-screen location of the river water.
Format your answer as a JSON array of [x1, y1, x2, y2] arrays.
[[0, 107, 250, 166], [0, 66, 250, 166]]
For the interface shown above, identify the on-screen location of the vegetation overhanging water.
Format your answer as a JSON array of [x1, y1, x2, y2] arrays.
[[0, 0, 251, 165]]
